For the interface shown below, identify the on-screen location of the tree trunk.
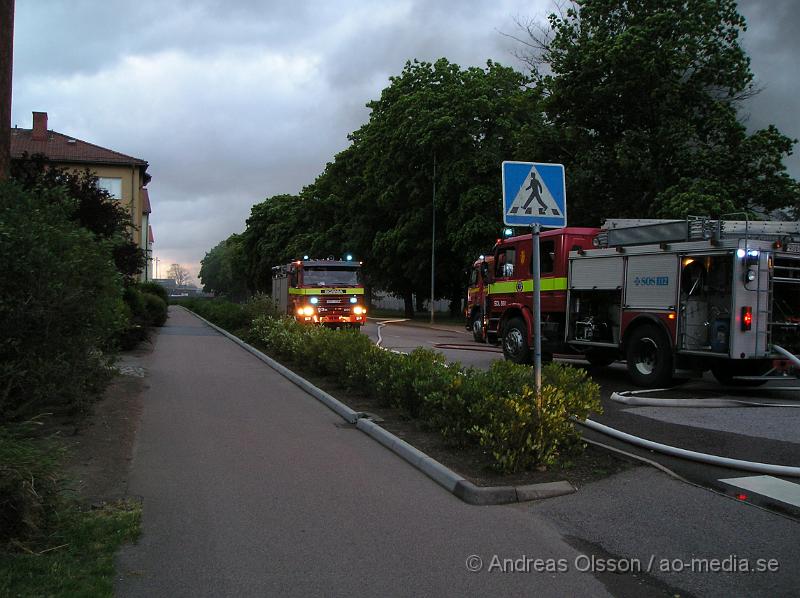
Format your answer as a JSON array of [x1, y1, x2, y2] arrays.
[[403, 290, 414, 318]]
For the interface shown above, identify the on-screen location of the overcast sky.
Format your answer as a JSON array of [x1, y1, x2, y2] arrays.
[[11, 0, 799, 283]]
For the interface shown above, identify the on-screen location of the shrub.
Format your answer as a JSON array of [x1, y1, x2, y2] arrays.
[[117, 287, 149, 349], [0, 183, 124, 419], [248, 317, 602, 472], [471, 363, 601, 471], [138, 281, 169, 305], [175, 298, 249, 333], [141, 293, 168, 327], [242, 293, 281, 323]]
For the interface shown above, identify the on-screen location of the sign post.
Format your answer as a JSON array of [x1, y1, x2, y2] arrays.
[[530, 222, 542, 391], [501, 161, 567, 395]]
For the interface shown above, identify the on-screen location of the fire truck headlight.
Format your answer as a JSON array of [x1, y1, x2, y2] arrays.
[[746, 269, 757, 283], [302, 306, 315, 316], [350, 297, 358, 304], [353, 306, 365, 315], [737, 248, 746, 259], [310, 296, 319, 304]]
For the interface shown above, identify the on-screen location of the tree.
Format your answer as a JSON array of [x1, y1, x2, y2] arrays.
[[0, 181, 123, 418], [516, 0, 799, 223], [167, 263, 191, 287], [10, 154, 146, 278], [240, 193, 323, 293], [199, 233, 249, 300], [311, 58, 544, 315]]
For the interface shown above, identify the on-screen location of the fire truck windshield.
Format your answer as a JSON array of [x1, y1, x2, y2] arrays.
[[303, 267, 361, 286]]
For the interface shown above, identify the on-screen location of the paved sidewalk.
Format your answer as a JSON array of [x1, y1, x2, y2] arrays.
[[116, 307, 608, 597]]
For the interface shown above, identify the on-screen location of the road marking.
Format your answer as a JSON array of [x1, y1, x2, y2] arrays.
[[719, 475, 800, 508]]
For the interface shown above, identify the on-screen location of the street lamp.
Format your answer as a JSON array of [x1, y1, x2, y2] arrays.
[[430, 153, 436, 324]]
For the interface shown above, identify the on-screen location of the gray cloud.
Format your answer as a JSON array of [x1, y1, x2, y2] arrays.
[[11, 0, 798, 282]]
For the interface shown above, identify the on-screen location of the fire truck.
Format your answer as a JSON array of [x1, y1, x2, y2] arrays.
[[481, 226, 599, 357], [483, 218, 800, 387], [271, 258, 366, 328], [464, 255, 493, 342]]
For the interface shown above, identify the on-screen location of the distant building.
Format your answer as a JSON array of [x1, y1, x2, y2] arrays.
[[10, 111, 155, 280]]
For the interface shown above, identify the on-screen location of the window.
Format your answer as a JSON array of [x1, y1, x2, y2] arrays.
[[495, 248, 516, 278], [469, 267, 478, 286], [527, 240, 555, 275], [302, 267, 361, 286], [98, 177, 122, 199]]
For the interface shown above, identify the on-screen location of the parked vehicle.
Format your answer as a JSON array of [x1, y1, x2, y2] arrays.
[[481, 226, 599, 360], [464, 255, 493, 342], [482, 218, 800, 387], [272, 258, 366, 328]]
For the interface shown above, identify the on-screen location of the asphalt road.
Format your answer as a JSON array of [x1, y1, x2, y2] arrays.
[[362, 318, 800, 592], [116, 308, 612, 597], [116, 310, 800, 597]]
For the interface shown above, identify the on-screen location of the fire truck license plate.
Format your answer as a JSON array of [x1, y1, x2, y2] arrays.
[[786, 242, 800, 254]]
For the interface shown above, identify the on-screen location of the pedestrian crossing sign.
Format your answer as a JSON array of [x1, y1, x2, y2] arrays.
[[502, 161, 567, 228]]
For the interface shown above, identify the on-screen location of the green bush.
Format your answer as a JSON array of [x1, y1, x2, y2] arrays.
[[141, 293, 168, 327], [138, 281, 169, 305], [178, 295, 282, 336], [118, 287, 149, 349], [248, 317, 602, 472], [0, 183, 124, 419], [242, 293, 282, 323], [471, 364, 600, 472]]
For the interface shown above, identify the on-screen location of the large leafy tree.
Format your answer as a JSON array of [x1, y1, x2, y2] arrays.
[[240, 193, 329, 293], [315, 58, 544, 314], [198, 233, 249, 300], [10, 154, 146, 278], [523, 0, 799, 222]]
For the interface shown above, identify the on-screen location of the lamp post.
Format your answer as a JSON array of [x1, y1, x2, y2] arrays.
[[430, 153, 436, 324]]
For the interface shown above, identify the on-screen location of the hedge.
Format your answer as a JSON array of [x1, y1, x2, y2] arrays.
[[249, 317, 601, 472], [0, 183, 124, 419]]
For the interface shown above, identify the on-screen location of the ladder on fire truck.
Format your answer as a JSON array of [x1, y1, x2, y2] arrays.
[[597, 217, 800, 248], [597, 216, 800, 370]]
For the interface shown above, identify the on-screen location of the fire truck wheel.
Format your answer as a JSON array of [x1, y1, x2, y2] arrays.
[[710, 361, 769, 387], [625, 324, 673, 387], [502, 317, 531, 364], [470, 312, 485, 343]]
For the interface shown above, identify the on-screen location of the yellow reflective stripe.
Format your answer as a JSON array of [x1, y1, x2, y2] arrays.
[[288, 287, 365, 295], [488, 278, 567, 294]]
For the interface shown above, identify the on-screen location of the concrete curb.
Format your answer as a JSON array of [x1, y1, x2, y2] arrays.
[[180, 307, 577, 505]]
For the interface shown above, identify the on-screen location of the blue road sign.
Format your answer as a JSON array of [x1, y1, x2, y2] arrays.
[[502, 161, 567, 228]]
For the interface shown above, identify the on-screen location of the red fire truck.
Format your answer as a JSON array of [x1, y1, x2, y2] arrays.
[[464, 255, 493, 342], [272, 258, 366, 328], [483, 218, 800, 387], [481, 226, 599, 358]]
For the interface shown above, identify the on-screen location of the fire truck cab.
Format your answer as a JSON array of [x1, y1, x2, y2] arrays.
[[566, 218, 800, 387], [272, 259, 366, 328], [485, 227, 600, 359]]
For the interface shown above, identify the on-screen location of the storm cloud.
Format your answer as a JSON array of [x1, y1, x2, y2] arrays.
[[11, 0, 798, 281]]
